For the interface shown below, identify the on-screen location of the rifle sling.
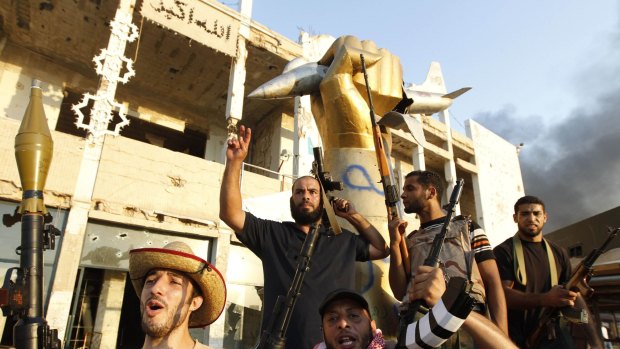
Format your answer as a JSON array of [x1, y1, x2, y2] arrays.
[[512, 234, 558, 287]]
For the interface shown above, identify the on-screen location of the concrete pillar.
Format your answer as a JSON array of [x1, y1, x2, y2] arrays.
[[225, 0, 252, 134], [46, 0, 137, 339], [411, 115, 425, 171], [91, 270, 126, 349], [46, 196, 95, 340], [293, 97, 301, 177], [209, 230, 232, 348], [293, 94, 318, 178], [412, 144, 425, 171], [439, 109, 459, 213]]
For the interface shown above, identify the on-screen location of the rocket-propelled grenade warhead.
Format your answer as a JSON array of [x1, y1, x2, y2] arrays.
[[15, 79, 53, 214]]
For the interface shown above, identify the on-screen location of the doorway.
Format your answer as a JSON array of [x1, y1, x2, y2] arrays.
[[116, 273, 143, 349], [65, 268, 103, 349]]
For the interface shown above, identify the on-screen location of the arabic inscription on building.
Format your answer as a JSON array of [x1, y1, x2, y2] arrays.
[[141, 0, 240, 57]]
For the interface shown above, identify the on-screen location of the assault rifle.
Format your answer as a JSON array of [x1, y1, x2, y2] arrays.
[[525, 227, 619, 349], [254, 147, 342, 349], [359, 54, 410, 277], [395, 178, 465, 349]]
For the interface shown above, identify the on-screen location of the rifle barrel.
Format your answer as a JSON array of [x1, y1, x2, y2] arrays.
[[360, 55, 376, 127], [424, 179, 464, 267], [360, 54, 410, 277]]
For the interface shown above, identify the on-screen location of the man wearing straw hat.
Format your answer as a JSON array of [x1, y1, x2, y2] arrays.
[[129, 241, 227, 349]]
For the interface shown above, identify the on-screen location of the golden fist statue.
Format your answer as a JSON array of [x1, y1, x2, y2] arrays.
[[311, 36, 403, 149]]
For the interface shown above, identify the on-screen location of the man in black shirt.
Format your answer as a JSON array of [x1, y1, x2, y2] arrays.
[[494, 195, 576, 348], [220, 126, 389, 349]]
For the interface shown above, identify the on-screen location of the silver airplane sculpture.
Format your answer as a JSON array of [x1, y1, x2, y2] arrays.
[[248, 59, 470, 116], [403, 61, 471, 115]]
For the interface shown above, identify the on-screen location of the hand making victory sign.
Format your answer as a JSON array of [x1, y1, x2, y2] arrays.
[[226, 124, 252, 163]]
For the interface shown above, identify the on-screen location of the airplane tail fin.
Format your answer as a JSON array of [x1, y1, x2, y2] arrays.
[[404, 62, 472, 104], [420, 61, 447, 94], [443, 87, 471, 100]]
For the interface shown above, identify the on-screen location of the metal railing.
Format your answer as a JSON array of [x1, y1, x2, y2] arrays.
[[241, 162, 297, 192]]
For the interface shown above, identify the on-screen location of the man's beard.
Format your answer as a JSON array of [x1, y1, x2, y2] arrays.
[[403, 200, 422, 214], [324, 324, 373, 349], [519, 225, 543, 238], [403, 204, 416, 214], [141, 296, 190, 338], [290, 198, 322, 225]]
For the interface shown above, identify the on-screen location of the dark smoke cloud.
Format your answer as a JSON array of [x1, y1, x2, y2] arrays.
[[472, 11, 620, 232], [473, 83, 620, 232]]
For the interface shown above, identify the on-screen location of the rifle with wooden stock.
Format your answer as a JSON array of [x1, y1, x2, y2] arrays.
[[525, 227, 619, 349], [360, 54, 410, 278]]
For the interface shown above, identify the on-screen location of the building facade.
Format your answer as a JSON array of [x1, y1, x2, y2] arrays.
[[0, 0, 524, 348]]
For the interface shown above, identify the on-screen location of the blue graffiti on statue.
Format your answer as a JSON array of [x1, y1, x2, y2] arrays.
[[342, 164, 383, 195], [359, 260, 375, 293], [359, 256, 391, 293]]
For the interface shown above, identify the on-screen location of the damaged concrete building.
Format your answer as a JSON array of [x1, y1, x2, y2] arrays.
[[0, 0, 524, 348]]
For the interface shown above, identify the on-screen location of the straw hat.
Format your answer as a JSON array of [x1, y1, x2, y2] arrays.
[[129, 241, 226, 327]]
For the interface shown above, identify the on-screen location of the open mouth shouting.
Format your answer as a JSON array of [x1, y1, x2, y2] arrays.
[[145, 298, 166, 317], [334, 333, 359, 349]]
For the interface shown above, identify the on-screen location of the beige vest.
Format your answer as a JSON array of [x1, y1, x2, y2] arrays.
[[407, 217, 486, 304]]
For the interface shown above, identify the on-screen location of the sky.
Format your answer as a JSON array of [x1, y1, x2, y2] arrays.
[[225, 0, 620, 232]]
